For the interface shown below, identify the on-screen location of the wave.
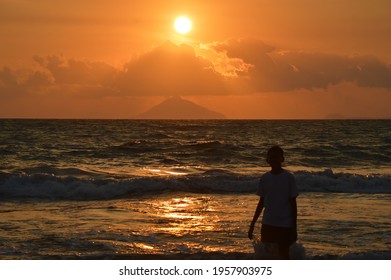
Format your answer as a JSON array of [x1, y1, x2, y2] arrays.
[[111, 140, 164, 154], [182, 140, 240, 150], [19, 166, 98, 177], [109, 140, 243, 155], [0, 169, 390, 201], [295, 169, 391, 193]]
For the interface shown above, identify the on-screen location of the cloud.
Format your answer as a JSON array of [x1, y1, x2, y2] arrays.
[[197, 41, 254, 78], [213, 38, 391, 92], [0, 55, 121, 100], [23, 70, 53, 87], [0, 67, 18, 87], [212, 38, 275, 66], [1, 39, 391, 102], [33, 55, 117, 86], [0, 66, 53, 97], [116, 41, 230, 96], [1, 42, 231, 98]]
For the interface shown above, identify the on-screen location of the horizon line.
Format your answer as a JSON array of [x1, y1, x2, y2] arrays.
[[0, 117, 390, 121]]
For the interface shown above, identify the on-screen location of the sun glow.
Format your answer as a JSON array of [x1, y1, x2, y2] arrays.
[[174, 17, 192, 34]]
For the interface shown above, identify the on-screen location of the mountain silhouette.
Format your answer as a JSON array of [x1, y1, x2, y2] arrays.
[[137, 96, 225, 119]]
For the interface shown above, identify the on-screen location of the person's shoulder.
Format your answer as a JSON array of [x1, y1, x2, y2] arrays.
[[282, 169, 295, 179], [260, 171, 272, 179]]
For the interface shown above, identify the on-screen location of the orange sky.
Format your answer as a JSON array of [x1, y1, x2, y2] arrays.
[[1, 0, 390, 119]]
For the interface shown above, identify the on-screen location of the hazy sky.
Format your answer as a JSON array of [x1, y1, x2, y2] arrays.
[[1, 0, 390, 118]]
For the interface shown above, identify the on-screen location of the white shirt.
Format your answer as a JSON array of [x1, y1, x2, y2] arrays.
[[257, 170, 298, 227]]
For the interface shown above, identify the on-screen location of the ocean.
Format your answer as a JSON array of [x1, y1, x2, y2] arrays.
[[0, 119, 390, 259]]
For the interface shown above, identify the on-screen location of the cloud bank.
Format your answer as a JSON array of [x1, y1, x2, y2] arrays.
[[1, 38, 390, 100], [212, 38, 391, 92], [117, 41, 229, 96]]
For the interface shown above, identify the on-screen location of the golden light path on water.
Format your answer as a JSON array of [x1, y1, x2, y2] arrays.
[[116, 195, 223, 254], [154, 197, 216, 236], [2, 192, 390, 258]]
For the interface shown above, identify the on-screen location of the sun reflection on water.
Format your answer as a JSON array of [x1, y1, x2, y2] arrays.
[[153, 196, 217, 237], [144, 167, 190, 176]]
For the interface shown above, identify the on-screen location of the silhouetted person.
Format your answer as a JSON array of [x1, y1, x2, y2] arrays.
[[248, 146, 298, 259]]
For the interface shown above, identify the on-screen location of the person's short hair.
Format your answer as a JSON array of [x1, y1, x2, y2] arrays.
[[267, 145, 284, 157]]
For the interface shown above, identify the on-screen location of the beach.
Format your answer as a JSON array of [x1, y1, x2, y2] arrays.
[[1, 192, 390, 259], [1, 119, 390, 259]]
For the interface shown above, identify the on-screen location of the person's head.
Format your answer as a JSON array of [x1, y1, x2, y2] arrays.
[[266, 146, 284, 167]]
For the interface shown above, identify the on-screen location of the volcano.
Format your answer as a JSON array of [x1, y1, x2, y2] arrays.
[[137, 96, 225, 119]]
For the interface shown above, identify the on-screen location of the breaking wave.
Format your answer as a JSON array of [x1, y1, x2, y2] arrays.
[[0, 169, 390, 201]]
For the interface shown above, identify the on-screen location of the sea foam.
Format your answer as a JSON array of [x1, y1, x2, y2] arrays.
[[0, 169, 390, 200]]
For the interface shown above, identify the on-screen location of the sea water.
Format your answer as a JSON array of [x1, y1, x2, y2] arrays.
[[0, 119, 390, 259]]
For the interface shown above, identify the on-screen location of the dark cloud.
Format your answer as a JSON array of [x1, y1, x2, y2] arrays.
[[214, 38, 391, 92], [0, 67, 52, 97], [1, 39, 391, 101], [0, 67, 19, 87], [213, 38, 275, 66], [116, 41, 229, 96], [1, 43, 230, 98], [0, 56, 120, 99], [23, 71, 53, 87], [33, 55, 117, 86]]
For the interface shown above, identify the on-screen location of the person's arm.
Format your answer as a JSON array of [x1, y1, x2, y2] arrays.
[[248, 197, 264, 239], [291, 197, 297, 241], [289, 173, 298, 233], [291, 197, 297, 229]]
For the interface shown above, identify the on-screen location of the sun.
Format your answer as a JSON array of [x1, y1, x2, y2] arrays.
[[174, 17, 192, 34]]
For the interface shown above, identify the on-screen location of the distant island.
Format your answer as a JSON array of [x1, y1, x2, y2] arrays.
[[137, 96, 225, 119]]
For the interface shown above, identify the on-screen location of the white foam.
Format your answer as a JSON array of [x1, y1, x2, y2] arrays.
[[252, 237, 306, 260], [0, 169, 390, 200]]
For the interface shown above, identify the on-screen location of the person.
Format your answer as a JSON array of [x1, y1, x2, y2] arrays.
[[248, 146, 298, 259]]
